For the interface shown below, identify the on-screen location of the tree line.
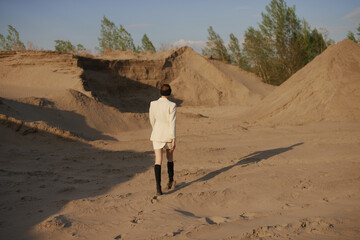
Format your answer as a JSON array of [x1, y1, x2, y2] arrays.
[[96, 16, 156, 53], [0, 16, 157, 54], [202, 0, 341, 85], [1, 0, 359, 85]]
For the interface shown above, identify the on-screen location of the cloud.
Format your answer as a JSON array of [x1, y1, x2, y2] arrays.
[[344, 7, 360, 22], [127, 24, 151, 29], [172, 39, 206, 52]]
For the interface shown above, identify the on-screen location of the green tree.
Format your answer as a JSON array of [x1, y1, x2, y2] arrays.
[[347, 31, 357, 43], [347, 24, 360, 43], [98, 16, 137, 53], [243, 27, 275, 84], [98, 16, 117, 52], [202, 26, 230, 63], [243, 0, 328, 85], [260, 0, 302, 83], [118, 24, 136, 51], [54, 40, 87, 53], [228, 33, 249, 70], [141, 34, 156, 53], [54, 40, 75, 53], [0, 25, 25, 51], [76, 44, 87, 53]]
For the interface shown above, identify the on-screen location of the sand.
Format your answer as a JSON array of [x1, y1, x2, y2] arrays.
[[246, 39, 360, 125], [0, 40, 359, 240]]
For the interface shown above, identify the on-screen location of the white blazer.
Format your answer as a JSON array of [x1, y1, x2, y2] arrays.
[[149, 97, 176, 142]]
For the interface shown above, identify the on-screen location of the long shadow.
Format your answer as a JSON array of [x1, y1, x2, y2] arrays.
[[77, 56, 183, 113], [0, 125, 154, 239], [0, 97, 116, 141], [168, 143, 304, 193]]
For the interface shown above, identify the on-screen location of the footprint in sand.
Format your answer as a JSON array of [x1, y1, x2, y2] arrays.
[[294, 179, 313, 190], [282, 203, 296, 209], [203, 216, 229, 224], [240, 212, 256, 220]]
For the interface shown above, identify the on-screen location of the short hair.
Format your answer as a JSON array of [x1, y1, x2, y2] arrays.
[[160, 84, 172, 96]]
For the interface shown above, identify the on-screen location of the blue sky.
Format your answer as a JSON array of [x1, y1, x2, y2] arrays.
[[0, 0, 359, 53]]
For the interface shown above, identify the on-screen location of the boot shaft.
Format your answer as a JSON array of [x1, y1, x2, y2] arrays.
[[167, 161, 174, 182]]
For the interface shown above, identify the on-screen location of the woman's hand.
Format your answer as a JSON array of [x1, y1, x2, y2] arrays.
[[170, 138, 176, 152]]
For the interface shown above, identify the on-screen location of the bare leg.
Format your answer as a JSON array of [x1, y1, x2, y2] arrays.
[[154, 148, 163, 165], [166, 149, 173, 162]]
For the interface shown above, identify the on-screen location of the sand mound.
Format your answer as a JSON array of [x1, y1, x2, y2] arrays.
[[78, 46, 271, 108], [0, 112, 81, 141], [0, 47, 273, 138], [1, 48, 272, 110], [169, 47, 252, 106], [247, 39, 360, 125], [53, 89, 149, 135], [0, 90, 148, 140], [210, 60, 274, 104], [0, 51, 84, 99]]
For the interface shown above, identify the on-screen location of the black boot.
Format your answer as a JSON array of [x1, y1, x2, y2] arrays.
[[154, 164, 162, 195], [167, 161, 175, 189]]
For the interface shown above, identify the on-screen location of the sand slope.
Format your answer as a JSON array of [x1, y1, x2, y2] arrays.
[[77, 46, 271, 109], [0, 51, 83, 99], [1, 43, 360, 240], [247, 39, 360, 125], [0, 48, 273, 139]]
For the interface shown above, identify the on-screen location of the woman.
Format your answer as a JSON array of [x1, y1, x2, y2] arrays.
[[149, 84, 176, 195]]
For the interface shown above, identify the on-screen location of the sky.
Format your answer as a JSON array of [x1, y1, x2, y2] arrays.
[[0, 0, 359, 53]]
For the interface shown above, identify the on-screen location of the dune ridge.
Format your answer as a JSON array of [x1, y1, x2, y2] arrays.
[[0, 46, 272, 138], [246, 39, 360, 125]]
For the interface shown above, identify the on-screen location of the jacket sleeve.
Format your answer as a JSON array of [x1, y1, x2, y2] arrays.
[[169, 104, 176, 139], [149, 102, 155, 128]]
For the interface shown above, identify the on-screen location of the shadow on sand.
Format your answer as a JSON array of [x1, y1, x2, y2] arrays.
[[77, 56, 183, 113], [0, 98, 116, 141], [0, 126, 154, 239], [169, 143, 304, 193]]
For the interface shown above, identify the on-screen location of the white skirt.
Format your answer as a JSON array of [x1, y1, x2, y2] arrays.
[[152, 141, 172, 150]]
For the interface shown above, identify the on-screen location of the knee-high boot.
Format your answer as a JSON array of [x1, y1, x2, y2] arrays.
[[154, 164, 162, 195], [167, 161, 174, 189]]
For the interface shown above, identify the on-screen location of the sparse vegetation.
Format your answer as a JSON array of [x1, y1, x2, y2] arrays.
[[243, 0, 332, 85], [54, 40, 88, 53], [141, 34, 156, 53], [26, 41, 39, 51], [202, 0, 332, 85], [97, 16, 156, 54], [228, 33, 249, 70], [157, 43, 173, 52], [0, 25, 25, 51], [202, 26, 230, 63], [347, 24, 360, 43], [97, 16, 137, 53]]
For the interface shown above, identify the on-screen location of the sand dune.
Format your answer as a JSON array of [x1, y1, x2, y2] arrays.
[[77, 46, 270, 108], [0, 42, 360, 240], [247, 39, 360, 125], [0, 46, 272, 138]]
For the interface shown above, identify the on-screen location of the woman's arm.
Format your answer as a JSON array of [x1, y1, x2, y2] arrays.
[[149, 102, 155, 128], [169, 104, 176, 139]]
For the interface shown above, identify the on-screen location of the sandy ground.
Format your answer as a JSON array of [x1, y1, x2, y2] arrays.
[[1, 106, 359, 239], [1, 40, 360, 239]]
